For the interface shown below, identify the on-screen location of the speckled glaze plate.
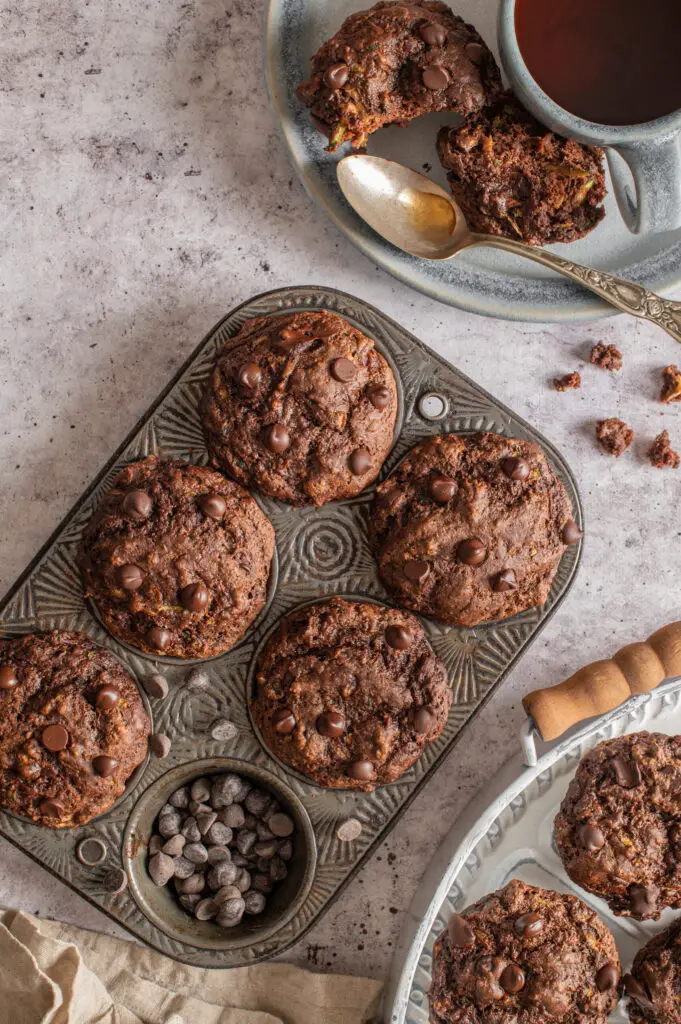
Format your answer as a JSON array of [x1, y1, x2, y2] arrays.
[[264, 0, 681, 322], [0, 286, 581, 968], [386, 678, 681, 1023]]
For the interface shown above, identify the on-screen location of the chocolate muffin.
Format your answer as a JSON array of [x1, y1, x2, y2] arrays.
[[201, 310, 398, 507], [625, 919, 681, 1024], [369, 432, 577, 628], [554, 732, 681, 920], [437, 93, 607, 245], [251, 597, 451, 790], [79, 457, 274, 659], [429, 879, 621, 1023], [0, 631, 150, 828], [297, 1, 501, 151]]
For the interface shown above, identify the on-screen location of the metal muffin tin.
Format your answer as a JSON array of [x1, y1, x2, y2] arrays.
[[0, 285, 582, 967]]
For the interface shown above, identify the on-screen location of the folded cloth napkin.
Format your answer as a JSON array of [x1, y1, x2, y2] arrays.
[[0, 910, 382, 1024]]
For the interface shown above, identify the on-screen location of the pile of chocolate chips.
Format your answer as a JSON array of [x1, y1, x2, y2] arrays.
[[147, 772, 294, 928]]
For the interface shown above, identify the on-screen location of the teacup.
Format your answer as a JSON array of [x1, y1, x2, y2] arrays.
[[498, 0, 681, 235]]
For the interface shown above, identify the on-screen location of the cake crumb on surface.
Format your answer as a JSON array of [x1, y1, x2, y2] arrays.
[[648, 430, 680, 469], [590, 342, 622, 371], [596, 418, 633, 457], [553, 372, 581, 392], [660, 365, 681, 403]]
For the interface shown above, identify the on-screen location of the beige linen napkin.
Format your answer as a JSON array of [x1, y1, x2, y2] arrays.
[[0, 910, 382, 1024]]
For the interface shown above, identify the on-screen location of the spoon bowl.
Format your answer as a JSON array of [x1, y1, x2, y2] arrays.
[[337, 154, 681, 342]]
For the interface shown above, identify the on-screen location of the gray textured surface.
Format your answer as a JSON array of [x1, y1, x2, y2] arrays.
[[1, 0, 681, 983]]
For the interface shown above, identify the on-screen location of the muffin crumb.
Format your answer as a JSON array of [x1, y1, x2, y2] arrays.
[[590, 342, 622, 371], [648, 430, 679, 469], [553, 372, 581, 392], [660, 364, 681, 403], [596, 418, 633, 456]]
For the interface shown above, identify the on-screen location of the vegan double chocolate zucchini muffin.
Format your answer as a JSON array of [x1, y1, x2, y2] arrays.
[[436, 93, 607, 245], [370, 432, 578, 628], [251, 597, 451, 791], [555, 732, 681, 921], [0, 631, 150, 828], [201, 310, 398, 506], [79, 456, 274, 659], [624, 918, 681, 1024], [429, 879, 621, 1023], [297, 0, 502, 151]]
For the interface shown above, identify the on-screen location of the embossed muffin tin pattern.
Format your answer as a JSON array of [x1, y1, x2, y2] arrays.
[[0, 286, 582, 967]]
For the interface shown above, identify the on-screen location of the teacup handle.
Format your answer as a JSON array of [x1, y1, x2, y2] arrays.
[[608, 134, 681, 235]]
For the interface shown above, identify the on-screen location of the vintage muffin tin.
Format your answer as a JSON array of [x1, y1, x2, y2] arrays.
[[0, 286, 582, 967]]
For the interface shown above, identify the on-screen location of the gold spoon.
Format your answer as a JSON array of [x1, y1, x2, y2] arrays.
[[337, 154, 681, 341]]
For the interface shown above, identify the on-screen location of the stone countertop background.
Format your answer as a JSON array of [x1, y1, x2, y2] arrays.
[[1, 0, 680, 984]]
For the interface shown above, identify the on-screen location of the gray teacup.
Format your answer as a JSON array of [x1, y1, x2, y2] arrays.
[[498, 0, 681, 235]]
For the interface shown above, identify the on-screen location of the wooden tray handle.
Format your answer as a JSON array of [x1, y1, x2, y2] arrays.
[[523, 621, 681, 742]]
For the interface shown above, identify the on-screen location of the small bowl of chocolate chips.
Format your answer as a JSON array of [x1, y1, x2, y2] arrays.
[[123, 758, 316, 951]]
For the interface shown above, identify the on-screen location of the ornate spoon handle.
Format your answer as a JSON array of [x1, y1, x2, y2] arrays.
[[475, 235, 681, 343]]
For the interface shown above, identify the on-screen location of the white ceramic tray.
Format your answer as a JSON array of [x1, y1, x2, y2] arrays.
[[386, 677, 681, 1022]]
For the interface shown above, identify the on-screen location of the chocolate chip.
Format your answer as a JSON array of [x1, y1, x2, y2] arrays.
[[148, 627, 172, 651], [237, 362, 262, 389], [624, 974, 654, 1008], [180, 581, 210, 612], [596, 964, 619, 992], [465, 41, 485, 64], [458, 537, 487, 565], [150, 733, 171, 758], [330, 357, 357, 382], [419, 21, 447, 46], [347, 760, 376, 782], [42, 724, 69, 752], [243, 890, 266, 915], [116, 564, 144, 590], [93, 755, 118, 777], [0, 666, 17, 690], [493, 569, 517, 592], [447, 913, 474, 947], [316, 711, 345, 737], [199, 493, 227, 519], [121, 489, 152, 520], [385, 624, 413, 650], [514, 912, 543, 937], [95, 686, 119, 710], [264, 423, 290, 453], [500, 963, 525, 994], [404, 559, 429, 583], [501, 456, 530, 481], [39, 798, 64, 818], [324, 62, 349, 90], [409, 708, 433, 734], [348, 448, 372, 475], [368, 385, 391, 409], [144, 674, 169, 700], [272, 708, 296, 734], [149, 852, 175, 887], [268, 813, 294, 838], [629, 884, 657, 917], [562, 519, 582, 544], [579, 823, 605, 851], [429, 474, 456, 502], [611, 756, 641, 788], [422, 64, 450, 90]]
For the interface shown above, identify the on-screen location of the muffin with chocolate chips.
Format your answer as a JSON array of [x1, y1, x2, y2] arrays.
[[437, 93, 607, 245], [79, 456, 274, 658], [0, 631, 150, 828], [555, 732, 681, 920], [251, 597, 451, 790], [429, 879, 621, 1023], [201, 310, 398, 506], [624, 918, 681, 1024], [297, 0, 501, 151], [369, 432, 577, 628]]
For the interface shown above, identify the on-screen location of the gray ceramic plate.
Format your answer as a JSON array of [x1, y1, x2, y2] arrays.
[[0, 286, 581, 967], [264, 0, 681, 322]]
